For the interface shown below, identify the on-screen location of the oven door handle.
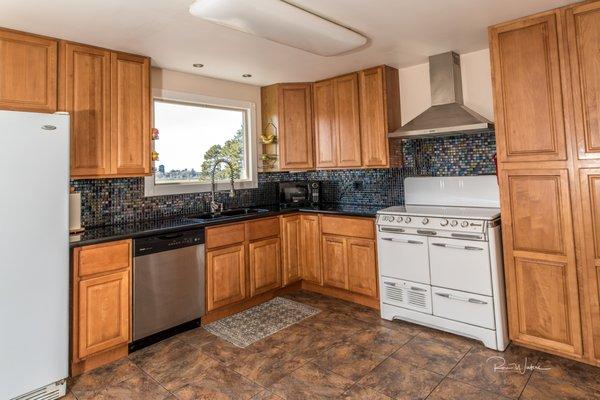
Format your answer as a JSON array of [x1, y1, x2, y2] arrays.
[[381, 238, 423, 245], [431, 243, 483, 251], [435, 292, 488, 305]]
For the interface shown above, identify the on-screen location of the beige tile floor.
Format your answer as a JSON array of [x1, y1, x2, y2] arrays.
[[66, 290, 600, 400]]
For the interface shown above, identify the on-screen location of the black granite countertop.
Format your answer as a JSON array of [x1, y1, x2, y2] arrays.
[[69, 203, 382, 248]]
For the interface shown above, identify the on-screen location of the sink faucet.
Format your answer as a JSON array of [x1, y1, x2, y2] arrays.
[[210, 158, 236, 214]]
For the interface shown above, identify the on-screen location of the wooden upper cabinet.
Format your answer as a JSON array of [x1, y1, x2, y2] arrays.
[[60, 43, 112, 177], [489, 12, 568, 162], [335, 73, 362, 167], [111, 52, 151, 176], [262, 83, 314, 170], [206, 244, 246, 311], [565, 2, 600, 160], [300, 214, 322, 285], [314, 73, 362, 168], [249, 237, 282, 297], [313, 79, 337, 168], [499, 169, 582, 356], [281, 215, 302, 285], [0, 29, 57, 112], [359, 66, 400, 167]]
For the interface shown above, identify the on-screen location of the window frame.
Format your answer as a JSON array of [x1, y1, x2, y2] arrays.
[[144, 89, 258, 197]]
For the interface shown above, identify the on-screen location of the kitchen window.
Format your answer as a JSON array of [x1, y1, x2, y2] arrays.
[[144, 89, 257, 196]]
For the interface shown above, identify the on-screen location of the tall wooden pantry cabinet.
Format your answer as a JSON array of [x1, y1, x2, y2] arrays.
[[489, 0, 600, 366]]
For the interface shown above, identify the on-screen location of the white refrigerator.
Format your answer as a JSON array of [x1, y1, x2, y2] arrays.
[[0, 110, 69, 399]]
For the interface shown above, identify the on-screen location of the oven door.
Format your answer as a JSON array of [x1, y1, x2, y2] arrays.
[[428, 237, 492, 296], [377, 229, 430, 284]]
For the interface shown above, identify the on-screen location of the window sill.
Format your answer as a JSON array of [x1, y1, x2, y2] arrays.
[[144, 176, 258, 197]]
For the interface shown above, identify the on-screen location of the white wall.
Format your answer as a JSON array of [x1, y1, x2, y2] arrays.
[[398, 49, 494, 125]]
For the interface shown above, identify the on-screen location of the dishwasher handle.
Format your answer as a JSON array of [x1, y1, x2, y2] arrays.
[[134, 228, 205, 256]]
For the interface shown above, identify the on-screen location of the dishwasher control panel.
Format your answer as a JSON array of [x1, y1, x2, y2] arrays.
[[134, 229, 205, 256]]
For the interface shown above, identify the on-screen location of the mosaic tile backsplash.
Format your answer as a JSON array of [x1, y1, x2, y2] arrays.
[[72, 131, 497, 227]]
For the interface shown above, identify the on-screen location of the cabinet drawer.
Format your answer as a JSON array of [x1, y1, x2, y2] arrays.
[[432, 286, 495, 330], [321, 215, 374, 239], [247, 217, 279, 241], [76, 240, 131, 277], [206, 223, 245, 249]]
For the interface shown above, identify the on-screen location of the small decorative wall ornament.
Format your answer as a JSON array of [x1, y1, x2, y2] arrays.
[[151, 151, 159, 161], [260, 121, 277, 144], [261, 153, 278, 168], [152, 128, 160, 140]]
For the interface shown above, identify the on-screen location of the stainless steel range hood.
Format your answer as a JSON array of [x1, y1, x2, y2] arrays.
[[389, 52, 494, 138]]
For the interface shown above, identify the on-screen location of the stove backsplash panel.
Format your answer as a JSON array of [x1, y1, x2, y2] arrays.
[[72, 131, 496, 227]]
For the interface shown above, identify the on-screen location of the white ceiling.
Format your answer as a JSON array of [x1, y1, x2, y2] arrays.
[[0, 0, 573, 86]]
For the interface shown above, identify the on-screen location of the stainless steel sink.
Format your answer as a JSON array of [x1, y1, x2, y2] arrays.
[[190, 208, 269, 221]]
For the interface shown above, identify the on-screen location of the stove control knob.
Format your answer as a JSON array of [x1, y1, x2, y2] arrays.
[[460, 220, 469, 228], [389, 216, 395, 222], [440, 219, 449, 226], [397, 216, 403, 222], [450, 220, 458, 227], [422, 218, 429, 225], [405, 216, 412, 223]]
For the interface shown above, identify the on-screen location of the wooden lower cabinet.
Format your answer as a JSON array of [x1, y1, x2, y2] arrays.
[[281, 215, 302, 285], [206, 244, 246, 312], [77, 270, 130, 358], [347, 238, 378, 297], [249, 237, 281, 296], [300, 214, 322, 284], [499, 169, 582, 357], [71, 239, 132, 375], [322, 235, 348, 289]]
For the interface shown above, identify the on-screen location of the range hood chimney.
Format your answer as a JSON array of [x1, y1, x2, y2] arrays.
[[389, 51, 494, 138]]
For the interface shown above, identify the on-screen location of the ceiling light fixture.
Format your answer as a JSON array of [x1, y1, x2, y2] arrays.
[[189, 0, 367, 56], [242, 74, 252, 78], [192, 63, 204, 68]]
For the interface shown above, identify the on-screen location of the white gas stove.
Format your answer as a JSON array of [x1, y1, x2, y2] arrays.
[[376, 176, 509, 350]]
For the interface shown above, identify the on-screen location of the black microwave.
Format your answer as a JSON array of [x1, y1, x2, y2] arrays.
[[278, 181, 320, 208]]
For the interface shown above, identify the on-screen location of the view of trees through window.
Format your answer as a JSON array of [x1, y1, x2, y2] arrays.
[[153, 99, 247, 184]]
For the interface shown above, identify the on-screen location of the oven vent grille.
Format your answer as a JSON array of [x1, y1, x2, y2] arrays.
[[382, 278, 432, 314], [11, 381, 65, 400], [384, 284, 404, 303]]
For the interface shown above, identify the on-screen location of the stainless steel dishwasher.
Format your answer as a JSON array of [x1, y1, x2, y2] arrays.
[[131, 228, 205, 350]]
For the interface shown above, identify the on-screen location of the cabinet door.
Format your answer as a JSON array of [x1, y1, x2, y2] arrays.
[[111, 52, 150, 176], [300, 214, 322, 285], [359, 66, 389, 167], [347, 238, 378, 298], [0, 29, 57, 112], [61, 43, 112, 177], [281, 215, 302, 285], [314, 79, 337, 168], [335, 73, 362, 167], [566, 2, 600, 160], [490, 12, 567, 162], [249, 237, 282, 297], [78, 270, 129, 359], [322, 235, 348, 290], [500, 169, 582, 356], [578, 169, 600, 361], [206, 244, 246, 311], [278, 83, 314, 170]]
